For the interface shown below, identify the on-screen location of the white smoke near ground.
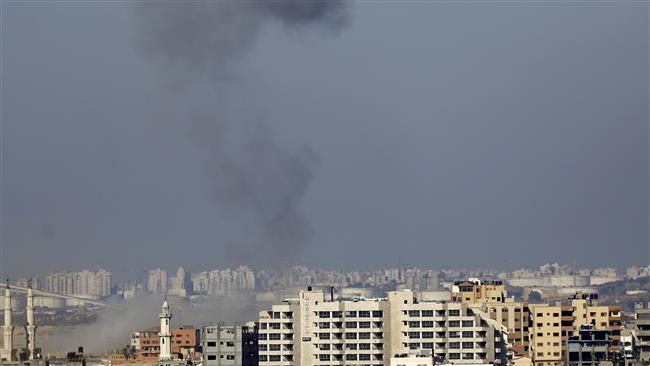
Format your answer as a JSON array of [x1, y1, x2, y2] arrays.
[[133, 1, 349, 265], [39, 294, 269, 355]]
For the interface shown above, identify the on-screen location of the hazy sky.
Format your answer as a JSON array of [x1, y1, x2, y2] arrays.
[[2, 1, 648, 280]]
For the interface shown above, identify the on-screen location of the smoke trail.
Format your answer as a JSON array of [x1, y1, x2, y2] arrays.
[[134, 1, 349, 264]]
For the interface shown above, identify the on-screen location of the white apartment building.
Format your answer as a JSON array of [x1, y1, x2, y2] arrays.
[[258, 288, 509, 366]]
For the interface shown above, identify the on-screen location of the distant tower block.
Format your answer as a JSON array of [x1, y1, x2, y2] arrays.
[[26, 279, 37, 360], [159, 298, 173, 360], [1, 280, 15, 361]]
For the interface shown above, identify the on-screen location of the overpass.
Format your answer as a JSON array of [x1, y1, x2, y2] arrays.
[[6, 285, 126, 309]]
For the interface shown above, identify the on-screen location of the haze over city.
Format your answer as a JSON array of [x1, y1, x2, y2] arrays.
[[2, 2, 648, 278]]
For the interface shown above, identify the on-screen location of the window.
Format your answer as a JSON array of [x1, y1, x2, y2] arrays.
[[269, 333, 281, 340], [449, 342, 460, 349], [359, 354, 371, 361], [462, 331, 473, 338], [449, 321, 461, 327], [372, 311, 383, 317], [408, 332, 420, 339], [422, 342, 433, 348], [270, 323, 280, 329], [346, 333, 357, 339], [259, 345, 267, 351], [207, 341, 216, 347], [462, 342, 473, 349], [359, 343, 370, 350], [259, 355, 268, 362], [319, 333, 330, 339], [462, 353, 473, 360], [346, 354, 357, 361], [319, 322, 330, 329], [462, 320, 473, 327], [319, 311, 331, 318], [207, 355, 217, 360], [345, 311, 357, 317], [260, 323, 267, 330], [226, 341, 235, 347], [319, 344, 330, 350], [346, 343, 357, 350], [319, 355, 330, 361], [359, 311, 371, 318], [346, 322, 358, 328], [332, 311, 342, 318], [359, 332, 371, 339], [422, 332, 434, 338], [449, 353, 460, 359], [449, 310, 461, 317], [269, 344, 280, 351], [422, 321, 434, 328], [449, 331, 460, 338], [409, 321, 420, 328], [422, 310, 434, 317], [409, 310, 420, 317], [269, 355, 281, 362]]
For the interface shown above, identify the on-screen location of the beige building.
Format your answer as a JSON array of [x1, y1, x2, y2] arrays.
[[257, 288, 509, 366], [476, 301, 531, 357], [451, 280, 507, 305], [528, 294, 622, 366]]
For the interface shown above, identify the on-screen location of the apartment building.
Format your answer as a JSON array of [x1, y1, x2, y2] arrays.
[[566, 324, 621, 366], [635, 302, 650, 363], [202, 323, 258, 366], [451, 280, 507, 304], [138, 326, 199, 360], [257, 287, 509, 366], [477, 301, 531, 356], [529, 294, 622, 366]]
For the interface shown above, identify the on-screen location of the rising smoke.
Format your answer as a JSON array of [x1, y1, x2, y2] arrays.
[[134, 1, 349, 264]]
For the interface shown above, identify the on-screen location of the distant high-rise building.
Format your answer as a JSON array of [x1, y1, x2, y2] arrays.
[[45, 268, 111, 298], [147, 269, 168, 294]]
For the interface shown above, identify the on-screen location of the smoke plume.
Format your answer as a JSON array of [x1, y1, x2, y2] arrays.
[[134, 1, 349, 264]]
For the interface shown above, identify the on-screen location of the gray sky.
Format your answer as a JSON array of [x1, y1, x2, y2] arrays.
[[2, 1, 648, 280]]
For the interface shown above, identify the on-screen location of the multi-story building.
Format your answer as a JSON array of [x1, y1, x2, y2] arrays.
[[529, 294, 622, 366], [45, 269, 111, 298], [477, 301, 531, 357], [451, 280, 507, 304], [257, 287, 509, 366], [635, 302, 650, 363], [147, 269, 168, 294], [202, 323, 258, 366], [138, 326, 199, 360], [566, 324, 621, 366]]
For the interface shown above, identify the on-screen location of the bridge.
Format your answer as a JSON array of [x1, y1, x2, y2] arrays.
[[6, 285, 126, 309]]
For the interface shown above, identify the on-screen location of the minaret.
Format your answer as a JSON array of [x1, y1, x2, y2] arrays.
[[25, 279, 36, 360], [1, 280, 14, 361], [159, 297, 172, 360]]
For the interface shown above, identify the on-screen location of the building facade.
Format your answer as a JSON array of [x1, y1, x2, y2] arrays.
[[635, 302, 650, 363], [202, 323, 258, 366], [257, 288, 509, 366]]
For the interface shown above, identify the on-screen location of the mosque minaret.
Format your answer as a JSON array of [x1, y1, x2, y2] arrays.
[[159, 298, 173, 361], [1, 281, 15, 362], [25, 279, 37, 360]]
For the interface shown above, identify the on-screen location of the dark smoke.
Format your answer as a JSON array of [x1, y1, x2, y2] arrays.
[[135, 1, 348, 264]]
